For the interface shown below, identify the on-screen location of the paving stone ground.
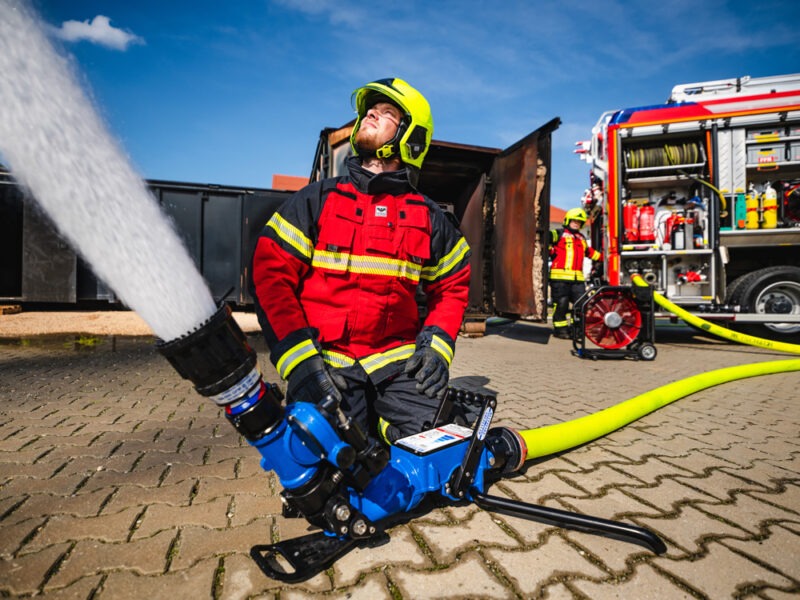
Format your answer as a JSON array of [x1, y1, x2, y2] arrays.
[[1, 320, 798, 599]]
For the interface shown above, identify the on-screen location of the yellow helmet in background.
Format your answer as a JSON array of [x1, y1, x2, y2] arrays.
[[350, 78, 434, 169], [563, 207, 588, 227]]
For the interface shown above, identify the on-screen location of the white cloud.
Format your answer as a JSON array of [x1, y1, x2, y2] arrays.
[[51, 15, 144, 51], [273, 0, 365, 27]]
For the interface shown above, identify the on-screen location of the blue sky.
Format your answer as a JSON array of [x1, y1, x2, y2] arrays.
[[33, 0, 800, 210]]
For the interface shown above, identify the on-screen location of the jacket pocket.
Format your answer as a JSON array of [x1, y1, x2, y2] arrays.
[[398, 205, 431, 263], [311, 309, 348, 344], [318, 194, 363, 252]]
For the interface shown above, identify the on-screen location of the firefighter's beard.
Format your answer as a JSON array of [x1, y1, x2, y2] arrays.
[[354, 126, 391, 154]]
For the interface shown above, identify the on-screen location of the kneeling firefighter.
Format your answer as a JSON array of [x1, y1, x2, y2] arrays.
[[549, 208, 602, 339], [250, 78, 471, 443]]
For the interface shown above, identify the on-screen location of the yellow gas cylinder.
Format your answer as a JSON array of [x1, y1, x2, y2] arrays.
[[762, 182, 778, 229], [745, 184, 760, 229]]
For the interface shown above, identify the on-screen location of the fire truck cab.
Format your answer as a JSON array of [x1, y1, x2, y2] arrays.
[[577, 73, 800, 339]]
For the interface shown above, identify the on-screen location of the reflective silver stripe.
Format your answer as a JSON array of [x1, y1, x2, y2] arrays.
[[207, 366, 262, 406], [267, 213, 313, 259], [276, 339, 318, 379], [312, 249, 421, 281], [321, 349, 356, 368], [360, 344, 416, 375], [430, 335, 454, 365], [421, 237, 469, 281]]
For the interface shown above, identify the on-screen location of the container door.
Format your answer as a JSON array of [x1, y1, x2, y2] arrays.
[[158, 189, 203, 270], [459, 173, 489, 312], [21, 201, 77, 302], [202, 193, 244, 304], [489, 118, 560, 319], [0, 183, 24, 299]]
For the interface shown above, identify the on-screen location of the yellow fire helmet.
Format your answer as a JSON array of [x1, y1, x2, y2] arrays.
[[563, 207, 588, 227], [350, 78, 434, 169]]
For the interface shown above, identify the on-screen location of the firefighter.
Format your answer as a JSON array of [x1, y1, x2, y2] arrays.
[[549, 208, 602, 339], [250, 78, 471, 444]]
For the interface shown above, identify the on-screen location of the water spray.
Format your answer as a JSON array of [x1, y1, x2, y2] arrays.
[[0, 1, 215, 341]]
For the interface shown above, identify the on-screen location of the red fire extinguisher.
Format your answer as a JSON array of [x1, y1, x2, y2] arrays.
[[623, 201, 639, 242], [638, 204, 655, 242]]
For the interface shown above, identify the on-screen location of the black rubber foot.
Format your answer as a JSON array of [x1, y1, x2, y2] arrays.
[[250, 530, 389, 582]]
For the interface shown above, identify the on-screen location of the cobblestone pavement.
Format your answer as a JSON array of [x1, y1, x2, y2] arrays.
[[0, 321, 798, 599]]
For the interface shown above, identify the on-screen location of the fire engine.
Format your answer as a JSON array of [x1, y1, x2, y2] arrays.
[[576, 73, 800, 340]]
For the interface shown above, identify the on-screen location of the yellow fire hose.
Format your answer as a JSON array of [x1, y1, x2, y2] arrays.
[[518, 275, 800, 460], [631, 274, 800, 354]]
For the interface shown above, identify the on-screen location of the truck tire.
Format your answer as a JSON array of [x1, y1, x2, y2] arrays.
[[727, 266, 800, 340], [724, 273, 750, 306]]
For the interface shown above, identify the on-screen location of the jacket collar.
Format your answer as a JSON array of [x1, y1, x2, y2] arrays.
[[346, 155, 416, 195]]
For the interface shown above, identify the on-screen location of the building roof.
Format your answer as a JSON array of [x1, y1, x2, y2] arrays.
[[550, 205, 567, 226], [271, 174, 308, 191]]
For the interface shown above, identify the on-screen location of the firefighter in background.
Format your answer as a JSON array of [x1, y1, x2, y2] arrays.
[[549, 208, 602, 339], [250, 78, 471, 444]]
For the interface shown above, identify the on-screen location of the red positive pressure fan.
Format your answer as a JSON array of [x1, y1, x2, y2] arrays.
[[583, 288, 643, 349]]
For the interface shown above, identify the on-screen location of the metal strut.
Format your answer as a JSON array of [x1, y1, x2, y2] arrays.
[[471, 491, 667, 554], [458, 392, 666, 555]]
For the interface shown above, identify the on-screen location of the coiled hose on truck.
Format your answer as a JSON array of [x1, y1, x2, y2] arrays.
[[518, 275, 800, 460]]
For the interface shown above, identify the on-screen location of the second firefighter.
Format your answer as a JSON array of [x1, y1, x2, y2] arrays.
[[548, 208, 602, 339]]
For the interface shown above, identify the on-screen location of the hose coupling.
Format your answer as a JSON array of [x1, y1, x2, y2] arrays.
[[485, 427, 527, 475]]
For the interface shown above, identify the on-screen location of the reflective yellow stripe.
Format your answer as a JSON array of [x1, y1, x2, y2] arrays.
[[267, 213, 313, 260], [378, 417, 392, 444], [360, 344, 416, 375], [421, 237, 470, 282], [550, 268, 584, 281], [431, 334, 453, 365], [312, 250, 421, 281], [276, 339, 318, 380], [553, 319, 570, 327], [564, 237, 575, 273], [321, 349, 355, 368]]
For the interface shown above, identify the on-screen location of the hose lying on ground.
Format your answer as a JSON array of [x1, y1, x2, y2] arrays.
[[519, 358, 800, 460], [631, 273, 800, 355], [518, 276, 800, 460]]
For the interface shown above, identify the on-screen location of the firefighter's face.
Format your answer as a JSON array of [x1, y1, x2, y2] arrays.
[[568, 219, 583, 231], [355, 102, 402, 152]]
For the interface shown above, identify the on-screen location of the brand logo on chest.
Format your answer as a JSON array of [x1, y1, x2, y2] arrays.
[[375, 205, 388, 218]]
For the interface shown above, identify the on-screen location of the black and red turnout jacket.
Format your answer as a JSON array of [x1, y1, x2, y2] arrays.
[[251, 156, 471, 383]]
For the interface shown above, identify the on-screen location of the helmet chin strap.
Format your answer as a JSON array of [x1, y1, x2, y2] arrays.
[[375, 143, 398, 160], [359, 118, 407, 162]]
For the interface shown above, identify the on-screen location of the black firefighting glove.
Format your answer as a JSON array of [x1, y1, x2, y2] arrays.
[[404, 347, 449, 400], [286, 354, 344, 405]]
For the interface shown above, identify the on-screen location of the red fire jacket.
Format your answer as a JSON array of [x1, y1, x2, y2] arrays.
[[252, 156, 471, 383], [549, 228, 602, 282]]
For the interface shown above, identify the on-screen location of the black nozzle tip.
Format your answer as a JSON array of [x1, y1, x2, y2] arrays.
[[156, 303, 257, 398]]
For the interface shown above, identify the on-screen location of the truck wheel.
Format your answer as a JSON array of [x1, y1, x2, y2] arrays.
[[728, 266, 800, 339]]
